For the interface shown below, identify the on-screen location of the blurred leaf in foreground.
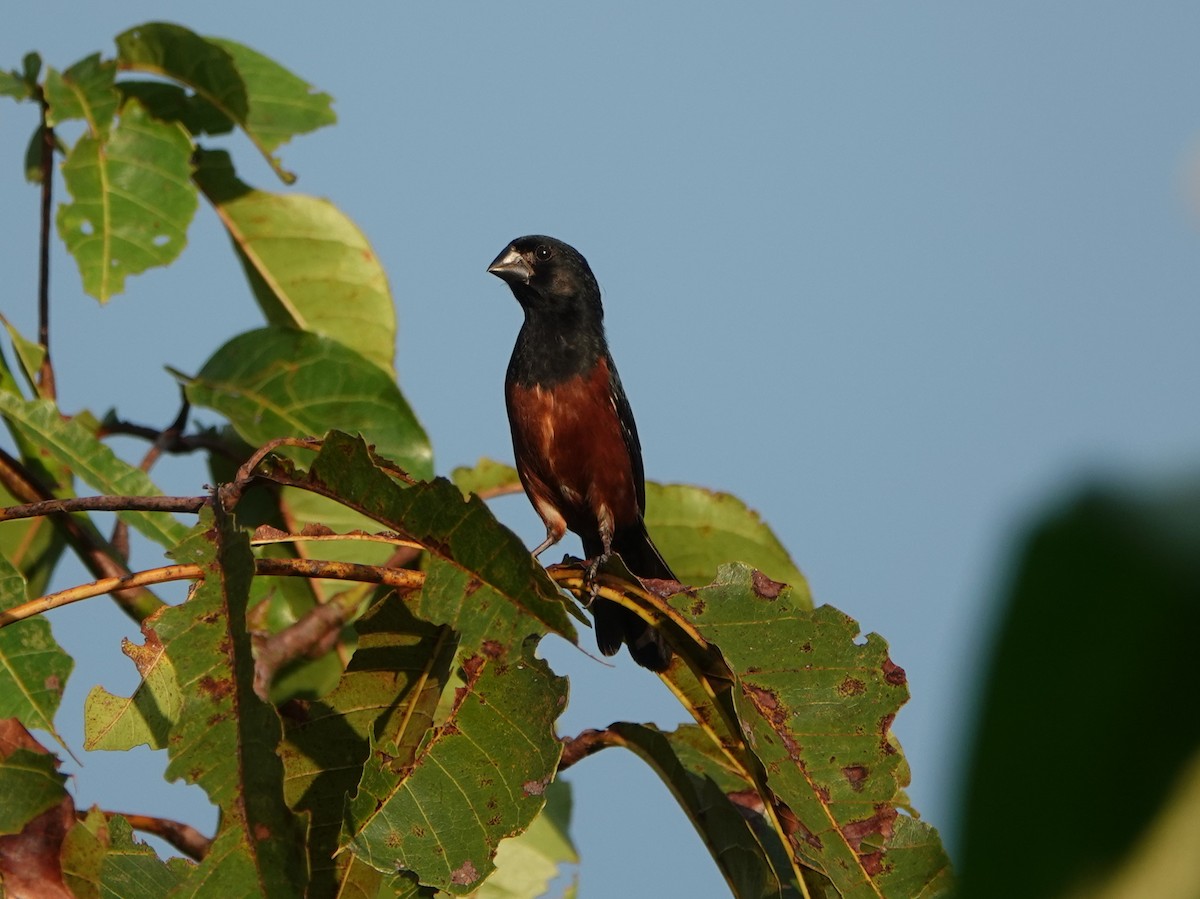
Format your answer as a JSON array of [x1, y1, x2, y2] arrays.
[[957, 479, 1200, 899]]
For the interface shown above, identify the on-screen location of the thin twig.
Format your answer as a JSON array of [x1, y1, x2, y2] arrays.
[[102, 811, 211, 861], [0, 448, 162, 622], [252, 591, 360, 701], [0, 564, 200, 625], [137, 393, 191, 474], [35, 97, 55, 400], [0, 557, 426, 628], [0, 494, 209, 523], [112, 395, 194, 557], [98, 418, 241, 461], [248, 524, 421, 551], [254, 557, 424, 591], [558, 727, 618, 772], [219, 436, 324, 508]]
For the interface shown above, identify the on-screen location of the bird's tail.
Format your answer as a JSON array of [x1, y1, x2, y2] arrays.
[[589, 521, 676, 672]]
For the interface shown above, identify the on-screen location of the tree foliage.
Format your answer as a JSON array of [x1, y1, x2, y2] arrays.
[[16, 20, 1195, 899]]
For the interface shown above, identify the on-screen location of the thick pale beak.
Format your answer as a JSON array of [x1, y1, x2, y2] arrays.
[[487, 247, 533, 285]]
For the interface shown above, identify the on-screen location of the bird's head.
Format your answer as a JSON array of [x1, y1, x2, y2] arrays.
[[488, 235, 603, 321]]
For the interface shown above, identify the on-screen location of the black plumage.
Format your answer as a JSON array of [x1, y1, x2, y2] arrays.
[[488, 235, 675, 671]]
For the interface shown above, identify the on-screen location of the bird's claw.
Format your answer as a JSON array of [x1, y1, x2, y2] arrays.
[[581, 552, 611, 605]]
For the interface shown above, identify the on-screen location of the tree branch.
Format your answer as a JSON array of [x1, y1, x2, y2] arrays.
[[0, 556, 425, 629], [0, 564, 201, 626], [136, 393, 191, 474], [0, 494, 209, 523], [35, 96, 55, 400], [0, 448, 163, 622], [112, 395, 195, 558], [558, 727, 620, 772], [98, 409, 243, 463], [101, 811, 211, 861]]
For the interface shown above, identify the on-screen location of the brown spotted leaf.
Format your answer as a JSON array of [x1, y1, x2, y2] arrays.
[[341, 640, 567, 894], [262, 431, 577, 643], [279, 595, 455, 894], [146, 507, 308, 895], [669, 564, 953, 899], [0, 720, 74, 897], [603, 722, 806, 899]]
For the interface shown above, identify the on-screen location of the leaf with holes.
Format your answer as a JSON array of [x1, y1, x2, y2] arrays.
[[148, 509, 308, 895], [116, 22, 334, 181], [279, 594, 455, 893], [294, 432, 577, 642], [474, 779, 578, 899], [44, 53, 118, 133], [672, 564, 953, 899], [342, 643, 567, 893], [56, 99, 198, 301], [83, 630, 181, 752]]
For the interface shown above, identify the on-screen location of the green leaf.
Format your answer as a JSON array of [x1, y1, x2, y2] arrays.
[[279, 593, 455, 893], [473, 779, 578, 899], [447, 465, 809, 596], [601, 723, 803, 899], [0, 722, 67, 835], [150, 508, 308, 894], [957, 481, 1200, 899], [0, 69, 29, 100], [61, 807, 106, 899], [186, 327, 431, 480], [22, 52, 41, 85], [115, 23, 247, 119], [451, 458, 521, 499], [343, 643, 567, 893], [0, 391, 189, 549], [115, 81, 233, 137], [674, 564, 953, 899], [23, 124, 46, 184], [83, 629, 180, 751], [44, 53, 118, 133], [96, 813, 183, 897], [116, 23, 334, 182], [208, 38, 336, 151], [0, 555, 72, 746], [0, 313, 46, 394], [0, 470, 66, 599], [268, 434, 575, 891], [300, 433, 576, 642], [0, 350, 69, 596], [194, 150, 396, 374], [56, 98, 198, 301], [645, 483, 810, 595]]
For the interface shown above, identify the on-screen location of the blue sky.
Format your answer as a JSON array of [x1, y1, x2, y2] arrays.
[[4, 5, 1200, 896]]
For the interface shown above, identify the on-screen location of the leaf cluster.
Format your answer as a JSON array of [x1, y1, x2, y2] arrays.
[[0, 22, 957, 898]]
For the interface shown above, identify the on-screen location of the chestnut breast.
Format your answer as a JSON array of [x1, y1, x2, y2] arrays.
[[506, 356, 640, 538]]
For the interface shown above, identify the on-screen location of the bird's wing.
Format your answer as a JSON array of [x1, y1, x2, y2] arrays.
[[604, 352, 647, 514]]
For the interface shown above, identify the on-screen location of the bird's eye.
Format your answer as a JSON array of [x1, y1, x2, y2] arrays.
[[534, 244, 553, 261]]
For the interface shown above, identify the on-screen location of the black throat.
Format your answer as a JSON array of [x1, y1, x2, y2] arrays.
[[507, 304, 607, 388]]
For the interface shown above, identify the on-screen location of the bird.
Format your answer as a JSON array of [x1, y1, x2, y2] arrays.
[[488, 235, 675, 671]]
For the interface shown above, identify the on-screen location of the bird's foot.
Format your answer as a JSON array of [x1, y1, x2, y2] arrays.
[[581, 551, 612, 605]]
